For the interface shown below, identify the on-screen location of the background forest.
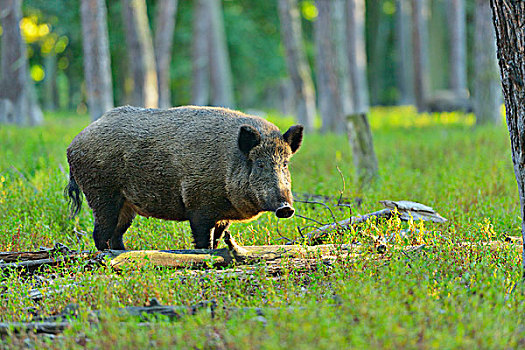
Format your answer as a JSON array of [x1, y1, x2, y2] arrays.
[[1, 0, 500, 121]]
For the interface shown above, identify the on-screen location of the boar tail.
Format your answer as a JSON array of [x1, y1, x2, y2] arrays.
[[64, 171, 83, 218]]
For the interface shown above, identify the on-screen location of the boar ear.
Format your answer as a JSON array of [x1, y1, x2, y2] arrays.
[[283, 125, 304, 154], [238, 125, 261, 155]]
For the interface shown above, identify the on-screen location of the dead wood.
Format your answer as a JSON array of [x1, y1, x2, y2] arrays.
[[0, 321, 71, 335], [294, 200, 447, 244], [108, 238, 363, 270]]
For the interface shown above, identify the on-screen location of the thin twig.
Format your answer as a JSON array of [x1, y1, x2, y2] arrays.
[[295, 214, 327, 227]]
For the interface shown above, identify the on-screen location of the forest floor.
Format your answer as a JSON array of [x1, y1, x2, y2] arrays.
[[1, 107, 524, 348]]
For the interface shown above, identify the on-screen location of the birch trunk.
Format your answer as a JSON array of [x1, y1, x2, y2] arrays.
[[154, 0, 178, 108], [474, 0, 501, 125], [0, 0, 43, 125], [315, 0, 342, 133], [447, 0, 467, 96], [191, 0, 210, 106], [207, 0, 234, 108], [411, 0, 429, 112], [394, 0, 414, 105], [80, 0, 113, 121], [346, 0, 378, 185], [122, 0, 158, 108], [277, 0, 316, 131], [346, 0, 370, 113]]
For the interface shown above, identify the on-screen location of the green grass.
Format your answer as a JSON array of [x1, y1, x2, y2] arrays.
[[1, 107, 524, 349]]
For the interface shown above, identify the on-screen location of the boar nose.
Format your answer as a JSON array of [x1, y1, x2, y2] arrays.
[[275, 203, 295, 218]]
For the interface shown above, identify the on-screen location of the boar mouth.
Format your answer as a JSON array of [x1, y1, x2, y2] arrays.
[[275, 203, 295, 219]]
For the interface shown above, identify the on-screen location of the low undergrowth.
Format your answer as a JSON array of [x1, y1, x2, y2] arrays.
[[1, 107, 524, 349]]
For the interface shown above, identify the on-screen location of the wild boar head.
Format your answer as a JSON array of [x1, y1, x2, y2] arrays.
[[238, 124, 303, 218]]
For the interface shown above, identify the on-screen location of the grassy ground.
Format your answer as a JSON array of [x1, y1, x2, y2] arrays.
[[0, 107, 524, 348]]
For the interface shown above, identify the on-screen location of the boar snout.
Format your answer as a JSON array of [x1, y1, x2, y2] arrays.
[[275, 203, 295, 218]]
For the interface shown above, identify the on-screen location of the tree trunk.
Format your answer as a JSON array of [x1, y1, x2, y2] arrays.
[[122, 0, 158, 108], [346, 0, 370, 114], [191, 0, 210, 106], [80, 0, 114, 121], [206, 0, 234, 108], [366, 0, 389, 105], [333, 0, 353, 117], [43, 54, 57, 111], [394, 0, 414, 105], [314, 0, 342, 133], [277, 0, 316, 131], [447, 0, 467, 96], [346, 0, 379, 185], [154, 0, 178, 108], [489, 0, 525, 271], [411, 0, 429, 112], [0, 0, 43, 125], [474, 0, 501, 125]]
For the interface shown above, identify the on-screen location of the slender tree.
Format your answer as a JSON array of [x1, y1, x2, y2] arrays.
[[191, 0, 210, 106], [395, 0, 414, 105], [447, 0, 467, 96], [206, 0, 234, 108], [277, 0, 316, 131], [154, 0, 178, 108], [346, 0, 378, 184], [490, 0, 525, 271], [347, 0, 370, 114], [0, 0, 43, 125], [315, 0, 342, 133], [80, 0, 113, 121], [474, 0, 501, 125], [122, 0, 158, 108], [43, 53, 57, 111], [367, 0, 389, 105], [411, 0, 429, 112]]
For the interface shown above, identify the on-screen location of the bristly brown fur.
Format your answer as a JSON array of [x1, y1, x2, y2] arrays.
[[66, 106, 303, 251]]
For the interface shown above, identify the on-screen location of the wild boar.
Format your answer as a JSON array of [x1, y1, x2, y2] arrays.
[[65, 106, 303, 250]]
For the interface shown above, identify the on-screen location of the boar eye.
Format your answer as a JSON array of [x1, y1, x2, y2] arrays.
[[255, 160, 264, 169], [283, 161, 289, 168]]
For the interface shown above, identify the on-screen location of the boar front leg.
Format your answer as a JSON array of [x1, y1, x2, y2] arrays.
[[189, 214, 216, 249]]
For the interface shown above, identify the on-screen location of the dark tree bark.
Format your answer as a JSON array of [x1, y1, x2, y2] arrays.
[[315, 0, 343, 133], [395, 0, 414, 105], [490, 0, 525, 269], [80, 0, 114, 121], [0, 0, 43, 125], [447, 0, 467, 96], [191, 0, 210, 106], [278, 0, 316, 131], [346, 0, 378, 185], [206, 0, 234, 108], [122, 0, 158, 108], [411, 0, 429, 112], [154, 0, 178, 108], [474, 0, 501, 125]]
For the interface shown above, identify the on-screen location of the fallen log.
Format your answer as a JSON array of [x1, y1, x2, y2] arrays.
[[108, 236, 364, 270]]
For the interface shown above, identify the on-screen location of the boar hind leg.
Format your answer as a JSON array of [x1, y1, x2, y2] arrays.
[[212, 221, 230, 249], [92, 195, 135, 250], [189, 214, 216, 249]]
